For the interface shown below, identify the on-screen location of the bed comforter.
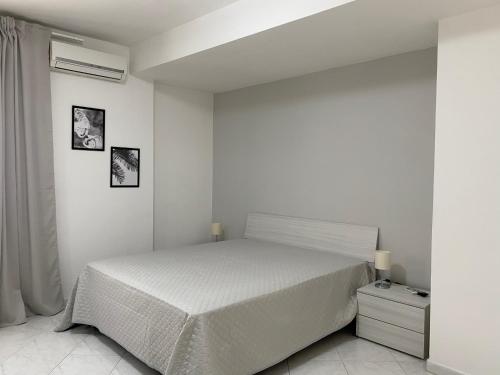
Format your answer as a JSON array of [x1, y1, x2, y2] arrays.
[[56, 239, 372, 375]]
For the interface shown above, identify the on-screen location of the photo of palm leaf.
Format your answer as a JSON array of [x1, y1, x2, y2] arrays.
[[110, 147, 140, 187]]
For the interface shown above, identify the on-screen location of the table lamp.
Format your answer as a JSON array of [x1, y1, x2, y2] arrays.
[[375, 250, 391, 289], [211, 223, 223, 242]]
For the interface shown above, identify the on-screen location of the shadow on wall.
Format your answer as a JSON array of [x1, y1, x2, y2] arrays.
[[391, 264, 407, 286]]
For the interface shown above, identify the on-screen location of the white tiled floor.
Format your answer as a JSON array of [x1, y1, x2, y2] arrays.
[[0, 314, 431, 375]]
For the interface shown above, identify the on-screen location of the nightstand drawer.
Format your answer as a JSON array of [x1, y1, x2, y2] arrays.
[[357, 315, 426, 358], [358, 292, 425, 333]]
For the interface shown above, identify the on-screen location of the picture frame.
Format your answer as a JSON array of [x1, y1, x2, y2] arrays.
[[72, 105, 105, 151], [110, 147, 140, 188]]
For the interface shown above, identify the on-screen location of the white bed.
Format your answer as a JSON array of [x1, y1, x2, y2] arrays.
[[56, 213, 378, 375]]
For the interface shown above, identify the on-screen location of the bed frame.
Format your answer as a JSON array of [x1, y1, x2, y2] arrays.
[[244, 212, 378, 262]]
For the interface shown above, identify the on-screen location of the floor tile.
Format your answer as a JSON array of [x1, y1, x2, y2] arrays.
[[0, 350, 55, 375], [386, 348, 430, 374], [288, 335, 341, 363], [398, 361, 432, 375], [2, 315, 432, 375], [387, 349, 422, 363], [289, 359, 347, 375], [111, 354, 160, 375], [0, 319, 45, 363], [256, 361, 289, 375], [71, 332, 126, 357], [0, 323, 43, 346], [0, 341, 24, 364], [10, 332, 82, 371], [24, 313, 63, 332], [335, 336, 395, 362], [51, 354, 120, 375], [343, 361, 405, 375]]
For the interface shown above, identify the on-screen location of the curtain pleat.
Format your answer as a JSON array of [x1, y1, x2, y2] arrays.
[[0, 16, 64, 327]]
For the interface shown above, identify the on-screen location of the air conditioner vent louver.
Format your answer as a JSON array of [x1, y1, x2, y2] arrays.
[[50, 40, 128, 83]]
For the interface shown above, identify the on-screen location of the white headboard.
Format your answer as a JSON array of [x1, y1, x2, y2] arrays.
[[244, 213, 378, 261]]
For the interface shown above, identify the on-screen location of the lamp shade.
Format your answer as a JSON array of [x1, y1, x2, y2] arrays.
[[375, 250, 391, 270], [211, 223, 223, 236]]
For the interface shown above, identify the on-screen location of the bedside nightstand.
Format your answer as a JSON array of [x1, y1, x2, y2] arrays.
[[356, 282, 430, 359]]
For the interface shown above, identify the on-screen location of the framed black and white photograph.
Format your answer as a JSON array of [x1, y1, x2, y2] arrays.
[[110, 147, 140, 187], [72, 105, 105, 151]]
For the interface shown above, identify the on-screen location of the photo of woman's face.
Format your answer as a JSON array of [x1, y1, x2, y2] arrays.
[[72, 106, 105, 151], [75, 122, 89, 138], [74, 110, 90, 138]]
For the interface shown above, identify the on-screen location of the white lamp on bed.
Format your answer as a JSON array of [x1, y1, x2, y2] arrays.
[[211, 223, 223, 242], [374, 250, 391, 289]]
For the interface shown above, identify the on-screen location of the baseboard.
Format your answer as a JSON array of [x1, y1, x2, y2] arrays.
[[426, 359, 467, 375]]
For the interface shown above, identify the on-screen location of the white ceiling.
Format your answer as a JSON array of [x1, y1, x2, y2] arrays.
[[133, 0, 500, 92], [2, 0, 500, 92], [0, 0, 240, 45]]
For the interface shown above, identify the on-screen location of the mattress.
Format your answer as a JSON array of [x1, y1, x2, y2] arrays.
[[56, 238, 372, 375]]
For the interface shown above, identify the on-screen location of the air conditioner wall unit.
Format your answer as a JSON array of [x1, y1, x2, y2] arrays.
[[50, 40, 128, 83]]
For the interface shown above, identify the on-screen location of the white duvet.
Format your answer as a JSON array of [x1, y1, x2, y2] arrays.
[[56, 239, 372, 375]]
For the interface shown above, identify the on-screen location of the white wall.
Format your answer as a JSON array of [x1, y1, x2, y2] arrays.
[[429, 5, 500, 375], [154, 83, 213, 249], [52, 71, 154, 298]]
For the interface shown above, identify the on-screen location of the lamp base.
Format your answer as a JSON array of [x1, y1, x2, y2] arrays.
[[375, 280, 391, 289]]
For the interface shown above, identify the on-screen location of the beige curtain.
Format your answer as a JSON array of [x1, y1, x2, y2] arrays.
[[0, 16, 64, 327]]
